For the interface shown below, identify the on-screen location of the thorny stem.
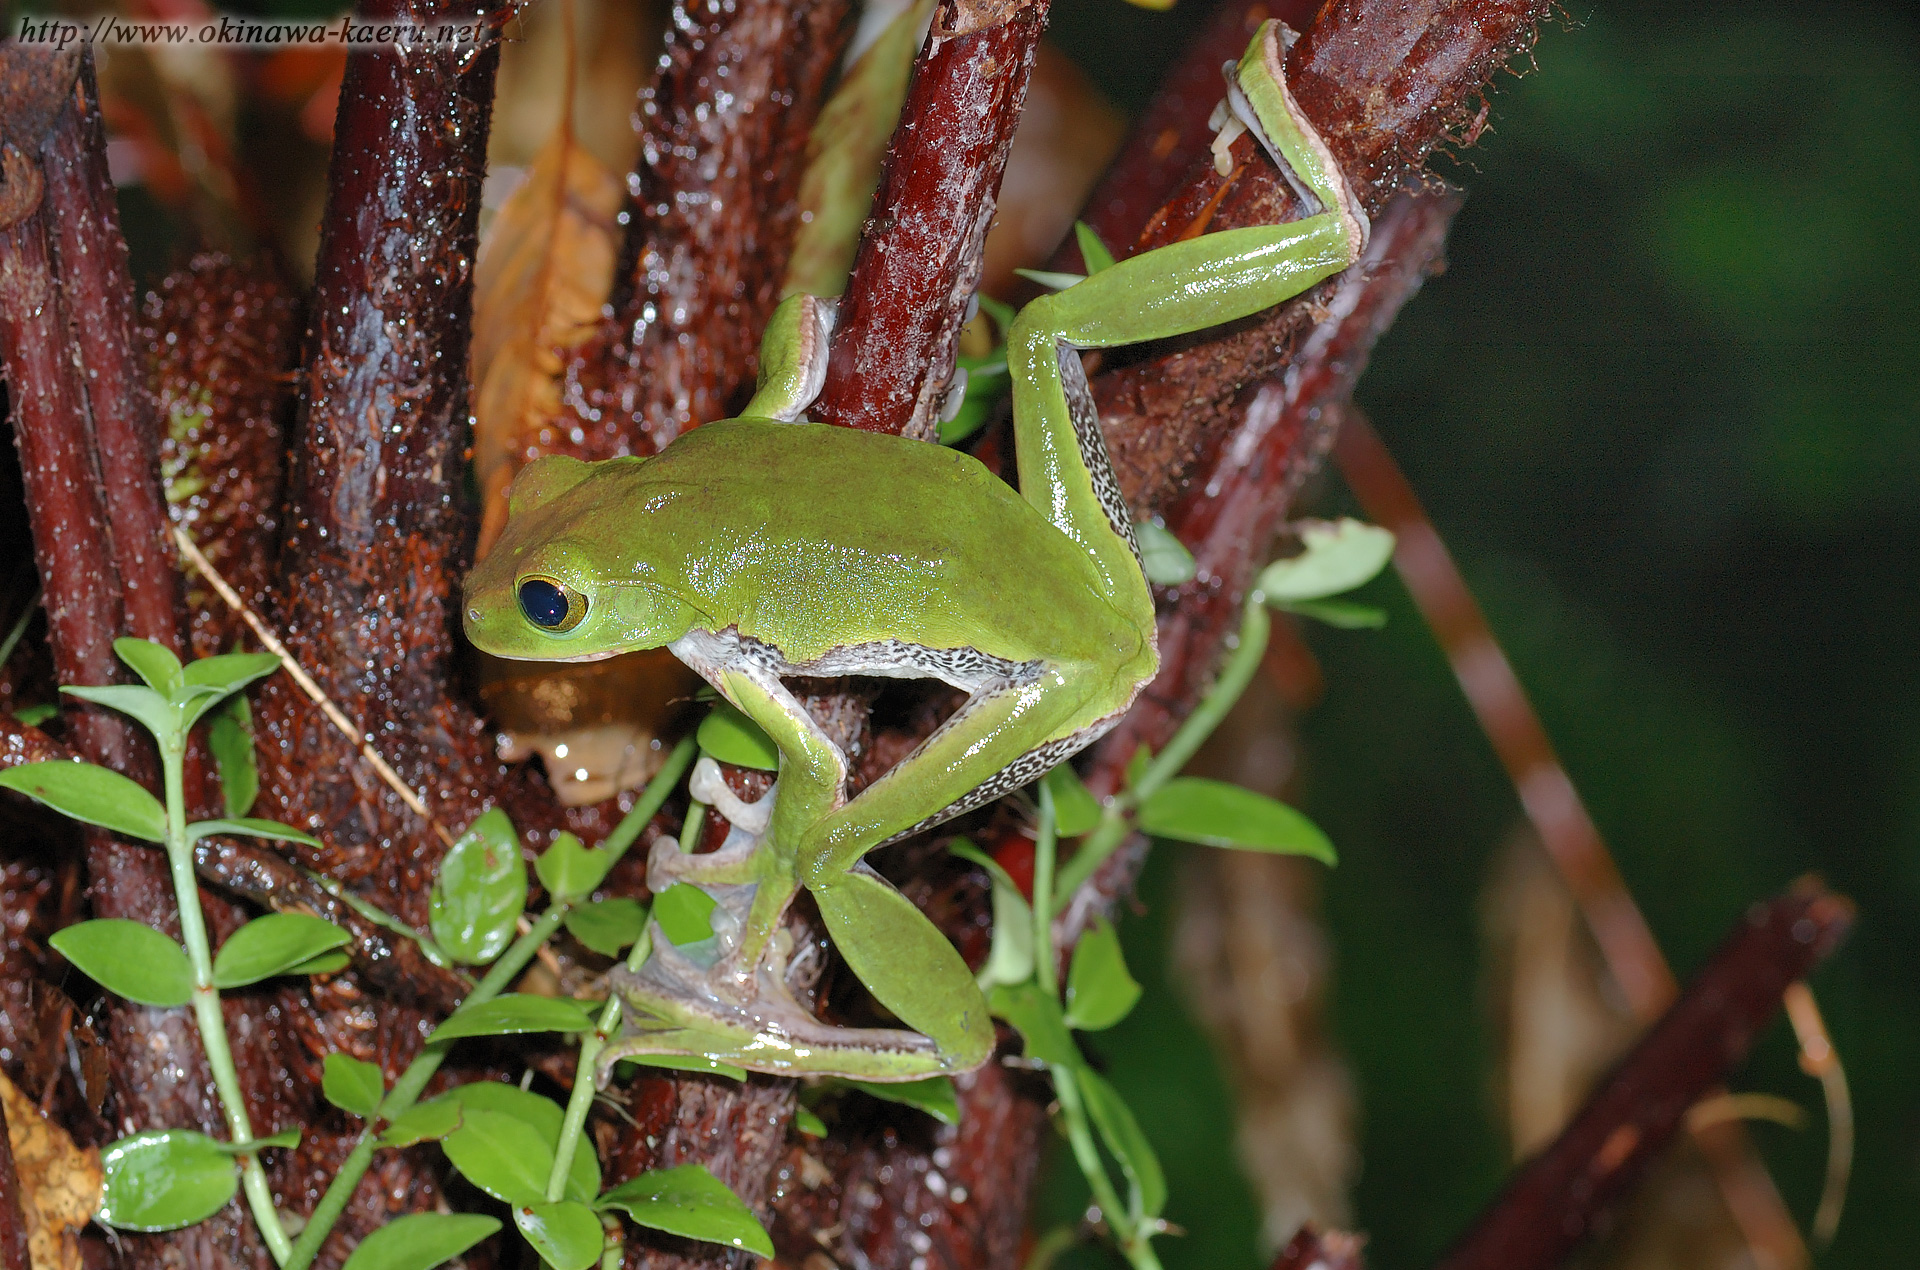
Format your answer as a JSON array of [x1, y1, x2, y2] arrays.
[[544, 738, 695, 1203], [288, 739, 692, 1270], [159, 739, 292, 1264], [1053, 601, 1273, 908]]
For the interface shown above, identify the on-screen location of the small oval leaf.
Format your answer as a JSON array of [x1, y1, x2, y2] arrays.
[[0, 761, 167, 843], [213, 913, 353, 989], [440, 1107, 551, 1207], [1136, 778, 1337, 864], [180, 650, 282, 693], [377, 1099, 462, 1148], [50, 919, 192, 1007], [428, 994, 595, 1043], [1039, 765, 1101, 838], [793, 1106, 827, 1138], [188, 817, 323, 848], [288, 950, 352, 976], [695, 702, 779, 771], [564, 898, 648, 957], [986, 982, 1078, 1068], [596, 1164, 774, 1258], [97, 1129, 237, 1230], [439, 1081, 597, 1201], [340, 1212, 501, 1270], [1134, 520, 1196, 587], [839, 1077, 960, 1127], [515, 1199, 604, 1270], [1255, 518, 1395, 603], [1063, 918, 1141, 1032], [652, 884, 717, 947], [1276, 597, 1388, 629], [1073, 220, 1116, 275], [60, 684, 180, 745], [1078, 1067, 1168, 1219], [321, 1052, 385, 1119], [535, 832, 612, 902], [207, 696, 259, 818], [430, 807, 527, 964], [113, 638, 182, 693]]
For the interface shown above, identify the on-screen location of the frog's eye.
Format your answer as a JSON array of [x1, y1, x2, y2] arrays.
[[518, 577, 587, 633]]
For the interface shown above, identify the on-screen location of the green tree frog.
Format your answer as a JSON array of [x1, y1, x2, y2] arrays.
[[463, 20, 1367, 1082]]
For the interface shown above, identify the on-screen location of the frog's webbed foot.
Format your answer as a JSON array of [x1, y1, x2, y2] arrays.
[[599, 923, 976, 1083], [644, 757, 775, 891]]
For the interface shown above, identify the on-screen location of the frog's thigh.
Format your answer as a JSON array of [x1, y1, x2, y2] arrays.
[[799, 665, 1104, 883], [671, 630, 848, 839]]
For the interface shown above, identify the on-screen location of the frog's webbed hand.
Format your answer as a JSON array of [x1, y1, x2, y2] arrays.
[[742, 292, 837, 421]]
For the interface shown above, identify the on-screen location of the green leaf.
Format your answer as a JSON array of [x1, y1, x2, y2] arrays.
[[180, 650, 281, 694], [1254, 518, 1396, 603], [947, 839, 1033, 991], [695, 702, 779, 771], [1063, 919, 1140, 1032], [596, 1164, 774, 1258], [1014, 268, 1084, 292], [376, 1099, 462, 1148], [288, 950, 352, 976], [113, 638, 182, 693], [1073, 221, 1116, 274], [213, 913, 353, 988], [61, 684, 179, 744], [428, 993, 594, 1043], [1040, 766, 1101, 838], [516, 1200, 604, 1270], [0, 760, 166, 842], [96, 1129, 238, 1230], [187, 817, 322, 848], [535, 832, 613, 902], [793, 1106, 827, 1138], [11, 703, 56, 727], [1078, 1067, 1167, 1219], [321, 1052, 385, 1119], [1135, 778, 1337, 864], [430, 807, 527, 964], [440, 1107, 551, 1206], [50, 919, 192, 1007], [340, 1212, 500, 1270], [207, 695, 258, 818], [564, 898, 648, 957], [838, 1077, 960, 1127], [1123, 745, 1151, 792], [986, 982, 1078, 1067], [618, 1053, 748, 1082], [1134, 520, 1196, 587], [1276, 597, 1389, 629], [652, 884, 717, 947], [439, 1082, 598, 1202]]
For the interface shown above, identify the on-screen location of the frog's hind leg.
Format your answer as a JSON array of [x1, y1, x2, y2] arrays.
[[1004, 18, 1365, 594], [742, 292, 837, 421]]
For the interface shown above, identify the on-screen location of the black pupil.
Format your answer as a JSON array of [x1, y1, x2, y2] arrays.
[[519, 580, 571, 629]]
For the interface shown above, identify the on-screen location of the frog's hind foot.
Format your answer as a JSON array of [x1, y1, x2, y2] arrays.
[[601, 932, 976, 1084]]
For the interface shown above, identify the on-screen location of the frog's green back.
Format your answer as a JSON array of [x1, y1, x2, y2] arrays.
[[557, 419, 1141, 667]]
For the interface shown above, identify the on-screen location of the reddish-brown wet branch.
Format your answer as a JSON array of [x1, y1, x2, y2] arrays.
[[1433, 881, 1851, 1270], [811, 0, 1052, 439], [559, 0, 853, 456]]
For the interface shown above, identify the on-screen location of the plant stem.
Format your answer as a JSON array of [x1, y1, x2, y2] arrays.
[[287, 740, 694, 1268], [1052, 1065, 1162, 1270], [1032, 784, 1059, 997], [282, 907, 568, 1270], [160, 743, 293, 1265], [1052, 601, 1272, 909]]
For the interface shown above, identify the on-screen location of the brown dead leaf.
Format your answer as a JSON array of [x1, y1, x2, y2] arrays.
[[470, 20, 623, 556], [1, 1069, 101, 1270]]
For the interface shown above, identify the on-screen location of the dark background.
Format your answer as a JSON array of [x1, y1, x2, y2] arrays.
[[1038, 1, 1920, 1266]]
